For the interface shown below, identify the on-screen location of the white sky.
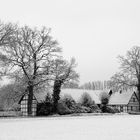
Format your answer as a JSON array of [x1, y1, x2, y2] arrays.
[[0, 0, 140, 84]]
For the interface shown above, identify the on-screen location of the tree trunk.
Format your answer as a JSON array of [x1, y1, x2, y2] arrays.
[[53, 79, 62, 113], [137, 85, 140, 111], [27, 85, 33, 116]]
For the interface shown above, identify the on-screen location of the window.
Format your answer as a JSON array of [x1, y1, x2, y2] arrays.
[[133, 98, 136, 102], [123, 106, 127, 112], [118, 106, 120, 111], [120, 106, 123, 112]]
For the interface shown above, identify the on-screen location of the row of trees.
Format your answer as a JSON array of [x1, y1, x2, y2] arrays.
[[79, 80, 112, 90], [0, 21, 79, 115]]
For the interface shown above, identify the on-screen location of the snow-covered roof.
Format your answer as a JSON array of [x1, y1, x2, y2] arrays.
[[60, 89, 103, 104], [108, 90, 134, 105], [34, 89, 109, 104], [20, 88, 136, 106]]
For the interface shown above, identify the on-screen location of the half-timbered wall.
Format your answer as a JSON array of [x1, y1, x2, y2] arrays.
[[110, 105, 127, 112], [127, 93, 139, 112], [20, 94, 37, 116]]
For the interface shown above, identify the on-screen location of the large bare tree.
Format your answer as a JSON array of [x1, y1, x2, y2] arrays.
[[111, 46, 140, 109], [0, 24, 61, 115], [52, 58, 79, 113]]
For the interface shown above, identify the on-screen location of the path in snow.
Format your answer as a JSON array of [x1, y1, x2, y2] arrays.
[[0, 115, 139, 140]]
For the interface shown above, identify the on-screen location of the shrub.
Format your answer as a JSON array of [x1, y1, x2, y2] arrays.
[[113, 108, 120, 113], [45, 92, 53, 103], [61, 94, 76, 109], [57, 100, 72, 115], [107, 106, 120, 113], [36, 93, 53, 116], [90, 104, 102, 113], [100, 105, 120, 113], [99, 91, 110, 113], [71, 103, 91, 113], [37, 101, 53, 116], [78, 106, 91, 113], [58, 95, 93, 114], [99, 91, 109, 105], [79, 92, 95, 107]]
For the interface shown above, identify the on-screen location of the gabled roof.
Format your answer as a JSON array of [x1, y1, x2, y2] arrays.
[[60, 89, 103, 104], [20, 88, 136, 106], [18, 91, 38, 104], [108, 90, 135, 105], [33, 89, 107, 104], [19, 88, 111, 104]]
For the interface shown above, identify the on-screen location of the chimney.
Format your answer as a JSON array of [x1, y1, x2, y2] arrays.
[[109, 90, 113, 96]]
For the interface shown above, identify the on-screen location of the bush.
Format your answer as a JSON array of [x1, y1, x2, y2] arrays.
[[36, 93, 53, 116], [45, 92, 53, 103], [59, 93, 101, 114], [99, 91, 110, 113], [70, 103, 91, 113], [58, 95, 93, 114], [61, 94, 76, 109], [57, 95, 77, 115], [100, 105, 120, 113], [37, 101, 53, 116], [99, 91, 109, 105], [57, 100, 72, 115], [90, 104, 102, 113], [79, 92, 95, 107]]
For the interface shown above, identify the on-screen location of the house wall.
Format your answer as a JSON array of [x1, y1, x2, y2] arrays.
[[127, 93, 139, 112], [110, 105, 127, 113], [20, 94, 37, 116]]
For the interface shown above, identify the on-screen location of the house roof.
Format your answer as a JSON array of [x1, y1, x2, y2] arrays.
[[19, 88, 136, 106], [108, 90, 135, 105], [60, 89, 104, 104], [34, 89, 110, 104]]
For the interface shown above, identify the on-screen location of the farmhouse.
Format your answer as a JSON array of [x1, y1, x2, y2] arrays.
[[108, 90, 139, 113], [18, 89, 139, 116]]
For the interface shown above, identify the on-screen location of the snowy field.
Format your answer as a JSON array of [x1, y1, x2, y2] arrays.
[[0, 115, 140, 140]]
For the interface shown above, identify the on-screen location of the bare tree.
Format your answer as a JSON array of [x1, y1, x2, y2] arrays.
[[52, 58, 79, 113], [0, 83, 25, 110], [0, 21, 17, 46], [111, 46, 140, 109], [0, 24, 61, 115]]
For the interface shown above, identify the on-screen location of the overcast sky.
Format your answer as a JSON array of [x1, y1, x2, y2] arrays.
[[1, 0, 140, 84]]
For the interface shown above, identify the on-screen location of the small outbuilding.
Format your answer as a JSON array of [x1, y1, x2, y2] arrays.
[[19, 93, 38, 116]]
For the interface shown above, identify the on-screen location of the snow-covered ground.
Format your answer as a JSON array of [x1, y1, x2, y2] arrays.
[[0, 115, 140, 140]]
